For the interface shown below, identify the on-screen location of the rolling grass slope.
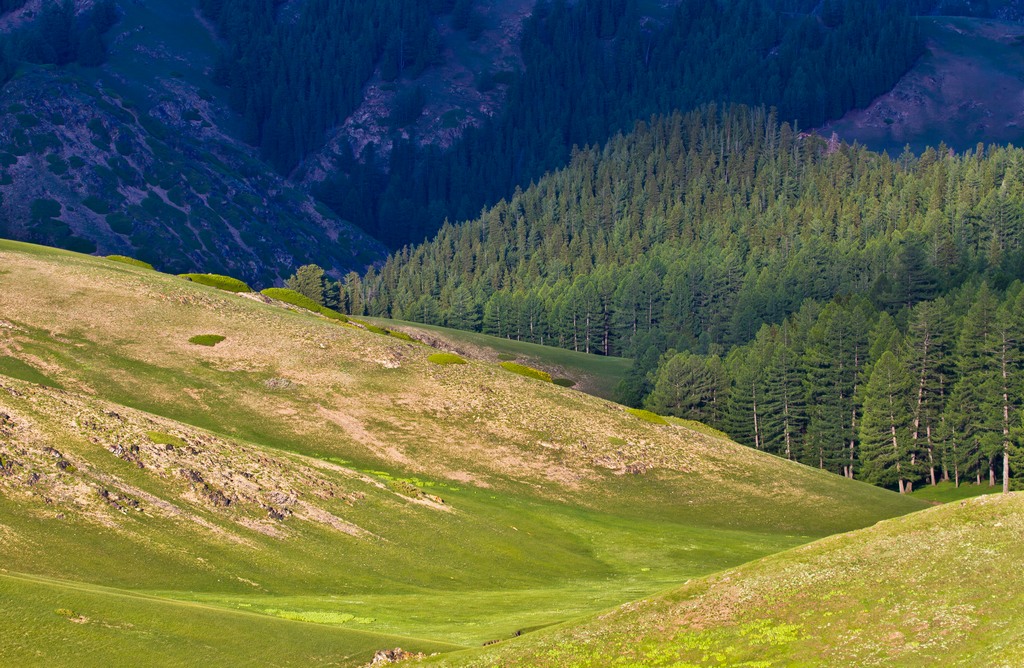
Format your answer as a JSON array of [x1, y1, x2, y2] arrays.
[[435, 492, 1024, 667], [365, 316, 632, 400], [0, 240, 926, 664]]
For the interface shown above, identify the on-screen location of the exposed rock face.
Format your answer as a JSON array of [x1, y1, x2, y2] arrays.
[[366, 647, 425, 666], [0, 375, 375, 539]]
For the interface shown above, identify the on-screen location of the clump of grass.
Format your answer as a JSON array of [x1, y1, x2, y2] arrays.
[[147, 431, 186, 448], [364, 323, 388, 335], [260, 288, 348, 322], [106, 255, 154, 270], [54, 608, 76, 618], [188, 334, 226, 347], [497, 353, 517, 361], [428, 352, 467, 365], [180, 273, 251, 292], [500, 361, 552, 382], [626, 408, 668, 425], [553, 378, 576, 388]]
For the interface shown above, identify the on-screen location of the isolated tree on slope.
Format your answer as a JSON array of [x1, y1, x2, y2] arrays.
[[286, 264, 327, 306]]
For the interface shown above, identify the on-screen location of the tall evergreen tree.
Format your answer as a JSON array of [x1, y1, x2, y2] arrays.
[[860, 350, 914, 493]]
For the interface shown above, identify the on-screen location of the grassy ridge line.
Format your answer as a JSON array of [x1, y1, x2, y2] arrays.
[[364, 316, 631, 400], [0, 569, 463, 645], [0, 571, 461, 667]]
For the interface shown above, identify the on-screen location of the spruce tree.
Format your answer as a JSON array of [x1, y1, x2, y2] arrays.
[[860, 350, 914, 493], [286, 264, 327, 306]]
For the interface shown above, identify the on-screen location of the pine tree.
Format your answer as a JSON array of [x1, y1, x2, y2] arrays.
[[646, 351, 728, 427], [904, 297, 954, 486], [991, 287, 1024, 493], [286, 264, 327, 305], [860, 350, 914, 493], [947, 283, 1002, 486]]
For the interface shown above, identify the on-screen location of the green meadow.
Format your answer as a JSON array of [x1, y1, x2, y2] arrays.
[[0, 240, 928, 665]]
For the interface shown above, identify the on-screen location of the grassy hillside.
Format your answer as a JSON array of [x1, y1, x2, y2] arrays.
[[434, 492, 1024, 667], [0, 240, 925, 664], [366, 317, 631, 400]]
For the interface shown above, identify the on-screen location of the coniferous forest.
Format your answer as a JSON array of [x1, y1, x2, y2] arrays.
[[350, 106, 1024, 492]]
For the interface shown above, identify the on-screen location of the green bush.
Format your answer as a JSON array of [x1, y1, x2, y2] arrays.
[[499, 361, 552, 382], [389, 479, 424, 498], [364, 324, 388, 335], [188, 334, 226, 347], [106, 213, 133, 235], [497, 353, 517, 361], [31, 198, 62, 221], [626, 408, 668, 425], [83, 196, 111, 214], [387, 330, 415, 342], [260, 288, 348, 322], [106, 255, 154, 270], [180, 273, 251, 292], [147, 431, 186, 448], [428, 353, 467, 365], [553, 377, 576, 388]]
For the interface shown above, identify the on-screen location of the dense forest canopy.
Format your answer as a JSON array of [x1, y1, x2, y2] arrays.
[[341, 105, 1024, 491]]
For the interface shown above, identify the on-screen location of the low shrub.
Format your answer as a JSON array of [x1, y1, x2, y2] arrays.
[[496, 353, 517, 361], [626, 408, 668, 425], [147, 431, 186, 448], [188, 334, 226, 347], [389, 479, 424, 498], [553, 377, 576, 388], [499, 361, 552, 382], [364, 324, 388, 335], [83, 196, 111, 214], [106, 255, 154, 270], [180, 273, 251, 292], [260, 288, 348, 322], [429, 353, 467, 365], [386, 329, 415, 342]]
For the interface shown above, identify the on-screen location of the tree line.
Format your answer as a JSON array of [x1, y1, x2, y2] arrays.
[[654, 284, 1023, 493], [319, 105, 1024, 491]]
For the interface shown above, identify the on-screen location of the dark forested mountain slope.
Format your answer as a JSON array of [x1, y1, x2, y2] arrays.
[[0, 0, 1018, 282], [302, 0, 924, 246], [0, 0, 384, 283]]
